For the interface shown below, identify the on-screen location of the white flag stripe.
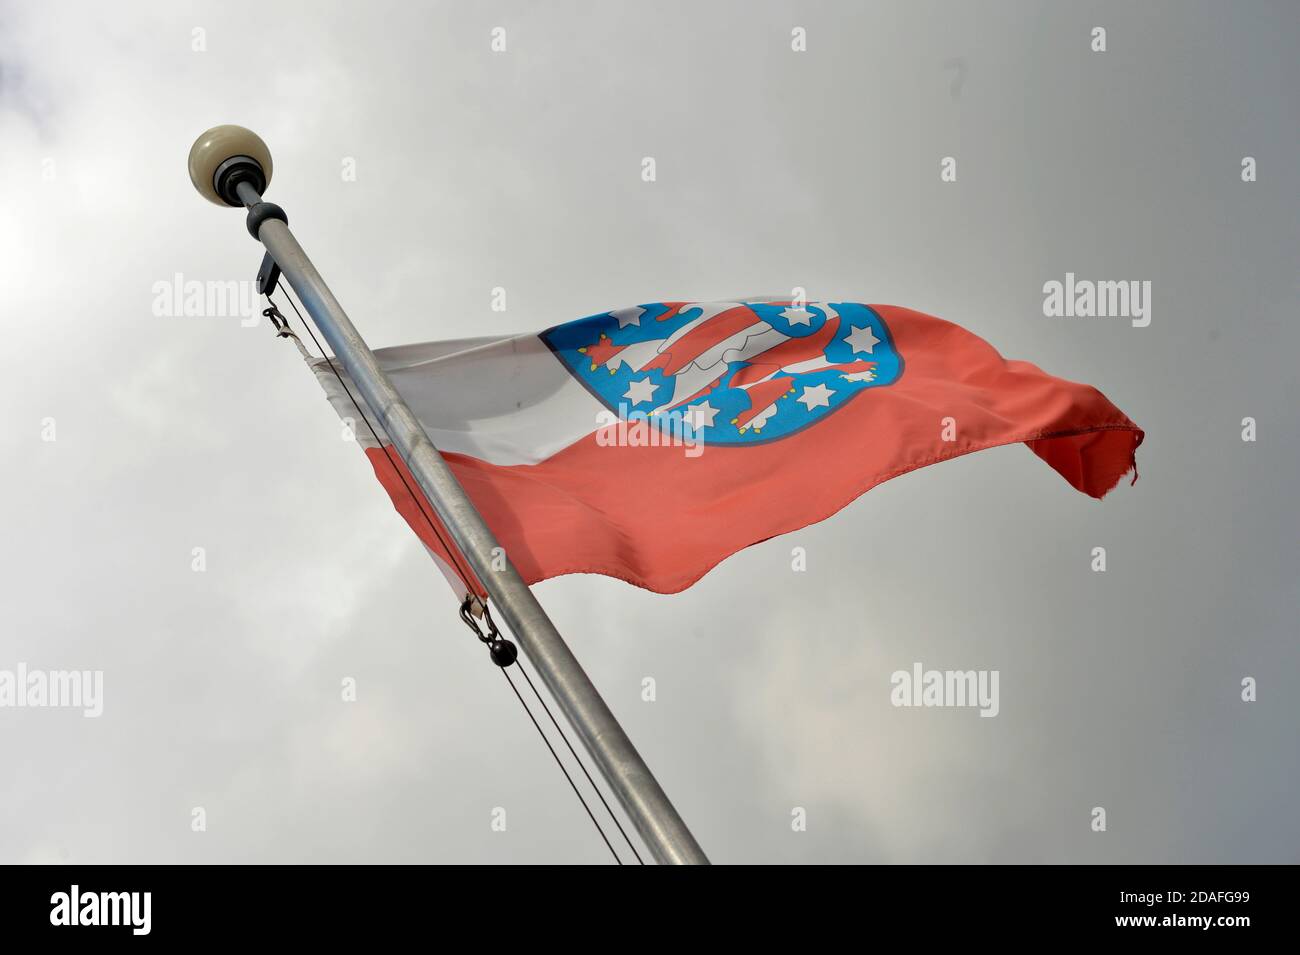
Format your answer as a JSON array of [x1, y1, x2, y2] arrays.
[[308, 333, 605, 465]]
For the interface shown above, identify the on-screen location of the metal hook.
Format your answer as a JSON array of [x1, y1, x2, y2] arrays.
[[460, 596, 515, 667], [262, 303, 293, 337]]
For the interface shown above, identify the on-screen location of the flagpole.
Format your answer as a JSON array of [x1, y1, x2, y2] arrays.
[[188, 126, 708, 865]]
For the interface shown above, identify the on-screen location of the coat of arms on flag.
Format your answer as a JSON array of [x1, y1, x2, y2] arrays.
[[542, 301, 903, 444]]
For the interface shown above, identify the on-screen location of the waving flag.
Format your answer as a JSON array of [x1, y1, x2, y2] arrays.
[[305, 302, 1142, 595]]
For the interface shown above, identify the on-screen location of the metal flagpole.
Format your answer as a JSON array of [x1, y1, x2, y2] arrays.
[[188, 125, 708, 865]]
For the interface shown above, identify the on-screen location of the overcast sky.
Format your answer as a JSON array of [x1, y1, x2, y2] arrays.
[[1, 0, 1297, 864]]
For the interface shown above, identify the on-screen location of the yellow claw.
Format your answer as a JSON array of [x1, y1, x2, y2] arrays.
[[609, 368, 616, 375], [590, 363, 598, 371], [578, 346, 587, 354]]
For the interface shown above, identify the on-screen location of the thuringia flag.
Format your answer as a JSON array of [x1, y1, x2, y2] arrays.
[[305, 302, 1143, 595]]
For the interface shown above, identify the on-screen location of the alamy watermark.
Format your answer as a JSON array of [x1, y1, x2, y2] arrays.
[[890, 662, 999, 717], [1043, 272, 1151, 328], [50, 885, 150, 935], [151, 273, 260, 325], [595, 403, 706, 458], [0, 664, 103, 717]]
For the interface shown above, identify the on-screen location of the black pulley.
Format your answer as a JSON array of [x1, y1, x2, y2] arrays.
[[489, 638, 518, 668]]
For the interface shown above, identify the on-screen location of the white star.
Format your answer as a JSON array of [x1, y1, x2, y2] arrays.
[[780, 307, 814, 326], [797, 383, 835, 410], [610, 306, 645, 329], [682, 401, 719, 431], [623, 377, 659, 405], [845, 323, 880, 354]]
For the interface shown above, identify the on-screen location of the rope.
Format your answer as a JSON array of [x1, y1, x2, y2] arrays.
[[515, 661, 644, 864], [265, 287, 629, 864], [499, 667, 621, 863]]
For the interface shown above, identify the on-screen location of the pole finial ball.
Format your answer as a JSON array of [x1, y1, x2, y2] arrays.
[[187, 125, 273, 206]]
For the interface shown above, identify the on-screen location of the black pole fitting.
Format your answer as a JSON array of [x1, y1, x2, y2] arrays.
[[489, 638, 519, 668], [213, 155, 267, 207], [245, 200, 288, 239]]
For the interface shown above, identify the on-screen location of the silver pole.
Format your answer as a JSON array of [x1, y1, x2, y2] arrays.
[[240, 186, 708, 865]]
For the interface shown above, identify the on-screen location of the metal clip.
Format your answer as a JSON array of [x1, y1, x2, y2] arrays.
[[459, 596, 516, 667], [262, 304, 293, 338]]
